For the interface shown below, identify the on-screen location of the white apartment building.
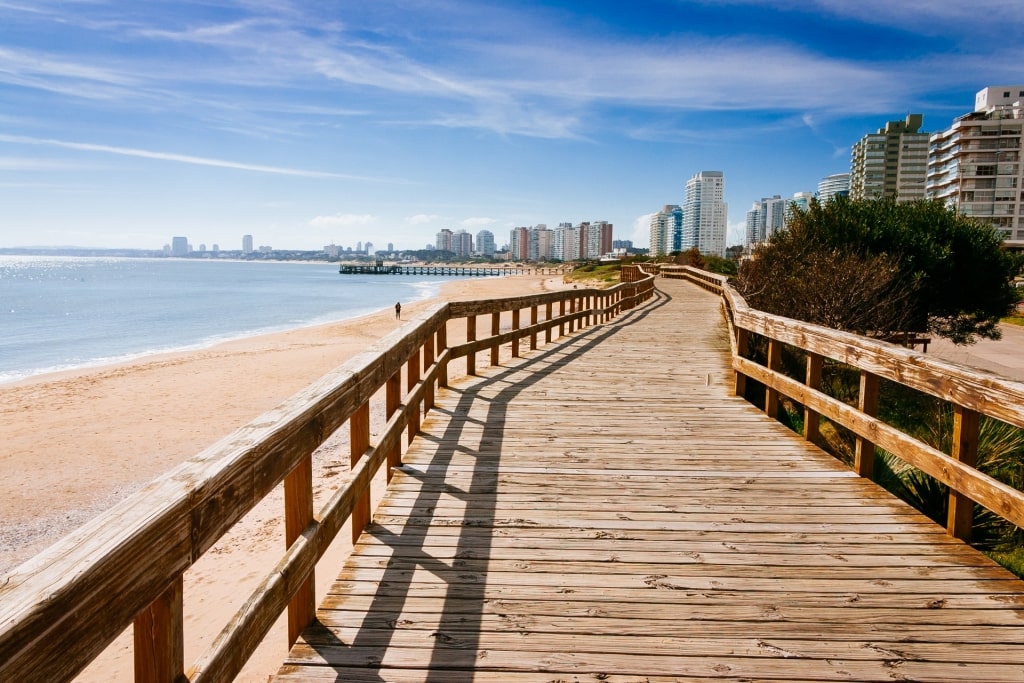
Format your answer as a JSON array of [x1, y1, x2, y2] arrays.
[[475, 229, 495, 256], [528, 225, 553, 261], [927, 85, 1024, 245], [553, 223, 579, 262], [851, 114, 929, 201], [817, 173, 850, 203], [682, 171, 727, 257], [452, 230, 473, 257], [649, 205, 682, 257], [435, 229, 453, 253]]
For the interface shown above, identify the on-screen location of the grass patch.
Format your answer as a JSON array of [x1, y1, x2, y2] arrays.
[[563, 263, 622, 288], [986, 546, 1024, 578], [1000, 313, 1024, 327]]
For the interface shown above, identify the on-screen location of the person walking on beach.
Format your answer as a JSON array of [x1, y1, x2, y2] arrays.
[[395, 301, 402, 320]]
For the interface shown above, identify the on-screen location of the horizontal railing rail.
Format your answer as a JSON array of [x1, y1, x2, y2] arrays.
[[0, 276, 654, 683], [665, 264, 1024, 542]]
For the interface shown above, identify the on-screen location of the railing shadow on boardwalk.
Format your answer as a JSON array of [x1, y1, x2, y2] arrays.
[[294, 287, 674, 681]]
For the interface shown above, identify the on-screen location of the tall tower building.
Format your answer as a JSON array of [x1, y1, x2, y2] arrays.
[[435, 229, 453, 254], [553, 223, 579, 262], [682, 171, 727, 257], [817, 173, 850, 203], [851, 114, 929, 201], [787, 192, 815, 226], [452, 230, 472, 257], [928, 85, 1024, 245], [592, 221, 613, 256], [242, 234, 253, 254], [529, 225, 554, 261], [475, 230, 495, 256], [509, 227, 530, 261]]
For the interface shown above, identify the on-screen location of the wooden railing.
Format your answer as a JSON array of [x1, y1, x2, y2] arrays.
[[0, 277, 655, 683], [663, 265, 1024, 542]]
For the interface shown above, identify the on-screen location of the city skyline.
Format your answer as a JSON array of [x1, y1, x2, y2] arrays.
[[2, 2, 1023, 251]]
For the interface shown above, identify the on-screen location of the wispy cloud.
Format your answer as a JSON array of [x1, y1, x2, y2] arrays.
[[0, 134, 387, 180], [406, 214, 444, 225], [0, 156, 95, 171]]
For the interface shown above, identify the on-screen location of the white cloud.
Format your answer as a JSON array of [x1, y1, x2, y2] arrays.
[[728, 220, 747, 248], [631, 213, 655, 249], [309, 213, 377, 229]]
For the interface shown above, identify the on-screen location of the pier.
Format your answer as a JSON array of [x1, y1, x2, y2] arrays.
[[339, 263, 568, 276], [3, 267, 1024, 681]]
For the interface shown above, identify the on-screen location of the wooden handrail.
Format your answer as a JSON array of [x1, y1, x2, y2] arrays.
[[0, 276, 655, 683], [665, 264, 1024, 542]]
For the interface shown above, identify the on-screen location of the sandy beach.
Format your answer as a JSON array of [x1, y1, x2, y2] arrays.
[[0, 272, 566, 682]]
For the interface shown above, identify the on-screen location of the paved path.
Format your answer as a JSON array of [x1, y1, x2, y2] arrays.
[[928, 322, 1024, 382], [274, 278, 1024, 682]]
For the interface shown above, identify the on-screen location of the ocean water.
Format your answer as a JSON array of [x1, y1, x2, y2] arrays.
[[0, 256, 456, 384]]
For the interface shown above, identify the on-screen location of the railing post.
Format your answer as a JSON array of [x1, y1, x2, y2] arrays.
[[545, 301, 553, 343], [407, 348, 421, 445], [423, 333, 435, 411], [437, 322, 448, 388], [568, 297, 576, 333], [734, 328, 748, 397], [804, 352, 822, 444], [134, 576, 184, 683], [512, 308, 521, 357], [466, 315, 477, 376], [284, 454, 315, 645], [386, 371, 401, 481], [558, 299, 566, 338], [948, 406, 980, 540], [530, 305, 538, 350], [350, 400, 371, 543], [764, 339, 782, 419], [490, 311, 500, 366], [854, 371, 879, 479]]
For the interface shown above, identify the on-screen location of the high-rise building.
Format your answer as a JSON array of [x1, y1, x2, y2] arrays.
[[682, 171, 727, 257], [242, 234, 253, 254], [649, 205, 683, 256], [592, 221, 614, 257], [435, 229, 453, 254], [451, 230, 472, 257], [509, 227, 530, 261], [475, 230, 495, 256], [553, 223, 579, 262], [851, 114, 929, 201], [744, 196, 785, 248], [787, 192, 815, 225], [817, 173, 850, 203], [927, 85, 1024, 244], [171, 236, 189, 257], [529, 225, 553, 261]]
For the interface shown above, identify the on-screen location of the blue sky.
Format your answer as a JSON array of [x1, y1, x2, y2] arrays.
[[2, 1, 1023, 252]]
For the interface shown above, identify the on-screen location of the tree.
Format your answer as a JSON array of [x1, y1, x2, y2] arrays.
[[735, 196, 1021, 344]]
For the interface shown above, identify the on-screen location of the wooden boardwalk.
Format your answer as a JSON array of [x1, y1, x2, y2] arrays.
[[275, 278, 1024, 682]]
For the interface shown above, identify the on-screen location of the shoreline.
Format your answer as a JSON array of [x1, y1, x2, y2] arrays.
[[0, 264, 458, 388], [1, 272, 567, 683]]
